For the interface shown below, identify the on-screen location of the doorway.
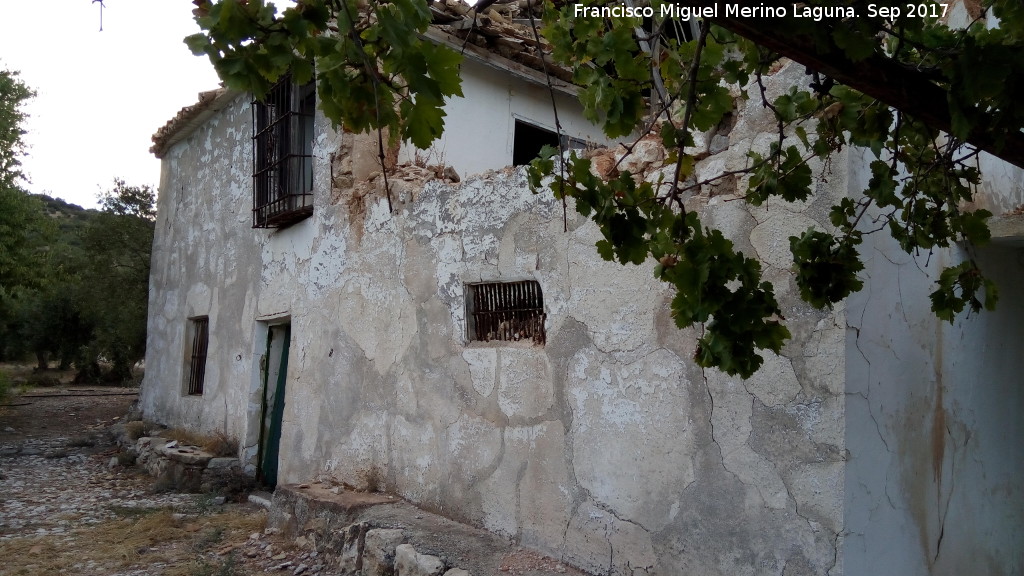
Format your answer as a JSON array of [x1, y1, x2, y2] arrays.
[[257, 323, 290, 488]]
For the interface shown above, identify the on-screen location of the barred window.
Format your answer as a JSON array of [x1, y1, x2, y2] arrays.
[[466, 281, 546, 344], [186, 317, 209, 396], [252, 75, 316, 228]]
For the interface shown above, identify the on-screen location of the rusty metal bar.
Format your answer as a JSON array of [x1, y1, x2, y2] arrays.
[[468, 281, 546, 344], [187, 317, 208, 395]]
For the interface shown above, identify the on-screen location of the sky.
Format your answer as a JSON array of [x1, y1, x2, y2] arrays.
[[0, 1, 224, 209]]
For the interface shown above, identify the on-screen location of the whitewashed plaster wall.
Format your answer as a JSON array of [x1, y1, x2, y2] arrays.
[[406, 57, 611, 173], [843, 148, 1024, 576], [143, 90, 263, 447], [143, 61, 846, 575]]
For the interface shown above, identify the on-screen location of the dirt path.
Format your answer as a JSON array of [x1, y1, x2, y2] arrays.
[[0, 386, 137, 441], [0, 386, 329, 576]]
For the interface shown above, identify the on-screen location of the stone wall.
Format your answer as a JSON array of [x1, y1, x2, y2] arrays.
[[142, 61, 846, 575]]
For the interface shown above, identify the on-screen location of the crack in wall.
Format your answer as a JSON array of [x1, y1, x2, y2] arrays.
[[701, 361, 744, 488], [827, 531, 841, 576]]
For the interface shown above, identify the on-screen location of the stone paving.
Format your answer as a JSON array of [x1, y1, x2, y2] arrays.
[[0, 436, 195, 541], [0, 432, 332, 576], [0, 395, 585, 576]]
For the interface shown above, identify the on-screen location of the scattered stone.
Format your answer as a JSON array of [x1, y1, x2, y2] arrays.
[[108, 456, 119, 468], [443, 570, 472, 576], [363, 528, 405, 575], [206, 457, 238, 470], [709, 133, 730, 155], [395, 544, 445, 576], [250, 492, 274, 509], [302, 517, 327, 533]]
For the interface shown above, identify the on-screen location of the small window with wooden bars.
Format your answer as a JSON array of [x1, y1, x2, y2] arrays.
[[186, 317, 209, 396], [466, 281, 546, 345]]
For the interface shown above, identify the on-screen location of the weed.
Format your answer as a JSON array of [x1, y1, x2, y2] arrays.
[[359, 465, 384, 493], [108, 505, 166, 518], [163, 428, 239, 457], [0, 504, 263, 575], [201, 430, 239, 457], [194, 492, 222, 515], [125, 420, 146, 441], [189, 553, 238, 576], [192, 526, 225, 552], [116, 450, 137, 466]]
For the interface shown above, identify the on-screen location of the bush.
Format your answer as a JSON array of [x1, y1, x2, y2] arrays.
[[125, 420, 146, 441], [202, 430, 239, 458], [116, 450, 137, 466]]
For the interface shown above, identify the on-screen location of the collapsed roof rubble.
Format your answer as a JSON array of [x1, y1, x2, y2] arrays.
[[428, 0, 574, 84], [152, 0, 574, 159]]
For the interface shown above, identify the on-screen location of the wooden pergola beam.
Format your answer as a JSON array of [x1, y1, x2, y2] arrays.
[[679, 3, 1024, 168]]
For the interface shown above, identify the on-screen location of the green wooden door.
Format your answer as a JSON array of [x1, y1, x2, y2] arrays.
[[258, 324, 290, 488]]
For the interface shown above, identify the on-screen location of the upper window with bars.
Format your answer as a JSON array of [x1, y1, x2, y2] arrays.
[[466, 280, 546, 345], [186, 317, 209, 396], [252, 75, 316, 229]]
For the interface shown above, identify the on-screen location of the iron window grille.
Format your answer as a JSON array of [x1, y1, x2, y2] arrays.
[[466, 281, 546, 344], [186, 317, 209, 396], [252, 75, 316, 228]]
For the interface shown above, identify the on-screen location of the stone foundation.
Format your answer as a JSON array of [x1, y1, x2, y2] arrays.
[[115, 428, 245, 493], [269, 483, 587, 576]]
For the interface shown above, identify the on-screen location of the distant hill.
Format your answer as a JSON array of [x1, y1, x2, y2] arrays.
[[34, 194, 99, 249]]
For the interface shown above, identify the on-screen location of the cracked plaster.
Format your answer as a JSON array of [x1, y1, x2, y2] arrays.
[[142, 64, 858, 575]]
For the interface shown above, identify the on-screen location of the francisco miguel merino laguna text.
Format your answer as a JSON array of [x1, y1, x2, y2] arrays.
[[571, 3, 858, 21]]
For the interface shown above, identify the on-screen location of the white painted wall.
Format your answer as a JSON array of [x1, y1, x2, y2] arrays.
[[402, 57, 612, 175], [843, 147, 1024, 576], [142, 60, 847, 575]]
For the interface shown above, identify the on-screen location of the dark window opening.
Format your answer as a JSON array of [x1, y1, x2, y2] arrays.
[[643, 16, 697, 45], [252, 75, 316, 228], [467, 281, 546, 345], [186, 317, 209, 396], [512, 120, 586, 166], [640, 17, 697, 99]]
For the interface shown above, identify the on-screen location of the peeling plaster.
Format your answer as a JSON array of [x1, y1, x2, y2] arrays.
[[141, 64, 861, 576]]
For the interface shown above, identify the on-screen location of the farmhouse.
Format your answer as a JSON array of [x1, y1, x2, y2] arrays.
[[141, 2, 1024, 574]]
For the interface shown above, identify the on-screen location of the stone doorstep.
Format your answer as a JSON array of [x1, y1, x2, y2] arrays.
[[270, 483, 588, 576]]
